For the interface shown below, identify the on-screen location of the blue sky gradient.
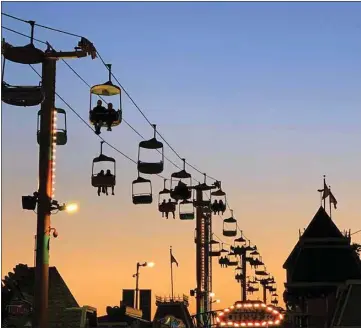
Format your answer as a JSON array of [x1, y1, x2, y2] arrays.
[[2, 1, 361, 314]]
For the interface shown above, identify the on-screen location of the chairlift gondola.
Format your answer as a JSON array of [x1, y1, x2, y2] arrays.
[[132, 174, 153, 205], [210, 183, 227, 215], [37, 108, 67, 145], [234, 232, 246, 244], [193, 173, 212, 208], [170, 159, 192, 201], [210, 239, 221, 257], [2, 23, 44, 65], [91, 141, 116, 189], [219, 255, 230, 268], [2, 82, 44, 107], [244, 241, 255, 252], [2, 29, 45, 107], [228, 252, 238, 266], [220, 244, 228, 254], [138, 124, 164, 174], [179, 200, 194, 220], [158, 179, 175, 217], [271, 298, 279, 305], [223, 210, 237, 237], [255, 268, 268, 276], [89, 64, 122, 134]]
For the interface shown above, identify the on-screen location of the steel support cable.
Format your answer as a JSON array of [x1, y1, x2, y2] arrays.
[[2, 12, 82, 38], [95, 50, 219, 182], [2, 26, 180, 180], [3, 23, 243, 243], [2, 26, 145, 141], [28, 64, 168, 179], [1, 24, 202, 184], [2, 18, 277, 287], [2, 11, 219, 183]]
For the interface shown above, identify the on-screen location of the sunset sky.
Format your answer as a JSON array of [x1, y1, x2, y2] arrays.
[[2, 1, 361, 316]]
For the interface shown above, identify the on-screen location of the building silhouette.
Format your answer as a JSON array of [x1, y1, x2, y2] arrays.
[[283, 206, 361, 327]]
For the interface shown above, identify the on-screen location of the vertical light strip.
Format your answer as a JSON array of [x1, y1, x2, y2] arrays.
[[51, 109, 57, 199]]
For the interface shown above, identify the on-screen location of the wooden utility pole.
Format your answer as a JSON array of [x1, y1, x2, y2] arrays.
[[33, 45, 92, 328]]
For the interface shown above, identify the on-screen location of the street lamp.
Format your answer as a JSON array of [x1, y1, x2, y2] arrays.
[[133, 262, 154, 309], [211, 299, 220, 304]]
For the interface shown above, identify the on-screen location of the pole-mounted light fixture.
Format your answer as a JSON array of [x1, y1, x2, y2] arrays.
[[21, 192, 78, 214], [134, 261, 155, 309]]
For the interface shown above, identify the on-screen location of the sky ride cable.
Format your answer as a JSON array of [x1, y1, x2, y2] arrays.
[[2, 11, 219, 184], [3, 23, 280, 299], [2, 22, 276, 282]]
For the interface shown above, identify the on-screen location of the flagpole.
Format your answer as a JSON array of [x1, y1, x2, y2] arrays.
[[170, 246, 174, 300], [323, 175, 326, 209], [329, 185, 332, 219]]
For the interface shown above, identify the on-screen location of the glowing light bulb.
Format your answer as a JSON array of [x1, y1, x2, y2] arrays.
[[65, 203, 78, 213]]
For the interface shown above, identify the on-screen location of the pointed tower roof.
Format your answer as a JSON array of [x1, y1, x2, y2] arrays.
[[284, 207, 346, 269], [283, 207, 361, 284], [301, 206, 344, 239]]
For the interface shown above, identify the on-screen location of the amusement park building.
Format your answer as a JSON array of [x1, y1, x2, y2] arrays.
[[283, 206, 361, 328]]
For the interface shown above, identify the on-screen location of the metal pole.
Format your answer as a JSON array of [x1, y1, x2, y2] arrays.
[[135, 263, 140, 309], [34, 235, 37, 267], [208, 212, 213, 315], [329, 186, 332, 219], [263, 284, 267, 304], [33, 57, 56, 328], [241, 254, 247, 301], [196, 188, 204, 327], [170, 247, 174, 299], [323, 175, 326, 210], [204, 211, 211, 317]]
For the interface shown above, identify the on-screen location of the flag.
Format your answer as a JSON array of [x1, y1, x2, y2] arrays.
[[317, 180, 330, 200], [171, 253, 179, 267], [329, 191, 337, 209]]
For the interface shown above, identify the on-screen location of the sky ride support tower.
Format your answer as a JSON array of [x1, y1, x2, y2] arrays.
[[2, 21, 96, 328], [192, 176, 221, 327]]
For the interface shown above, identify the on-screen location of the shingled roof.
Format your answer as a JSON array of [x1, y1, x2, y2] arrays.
[[2, 264, 79, 328]]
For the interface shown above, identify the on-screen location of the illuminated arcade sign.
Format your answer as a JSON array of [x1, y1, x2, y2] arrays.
[[216, 301, 284, 327]]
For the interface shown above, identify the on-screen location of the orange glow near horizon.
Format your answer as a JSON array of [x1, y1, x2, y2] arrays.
[[2, 1, 361, 318]]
